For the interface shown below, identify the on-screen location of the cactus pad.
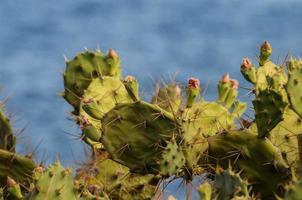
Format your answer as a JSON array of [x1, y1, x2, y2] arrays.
[[286, 59, 302, 119], [101, 101, 180, 174], [253, 89, 288, 138], [63, 50, 121, 109]]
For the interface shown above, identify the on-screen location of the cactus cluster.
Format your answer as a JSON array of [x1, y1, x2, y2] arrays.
[[2, 41, 302, 199]]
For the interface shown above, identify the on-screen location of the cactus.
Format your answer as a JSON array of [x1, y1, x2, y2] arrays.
[[6, 177, 22, 200], [286, 59, 302, 119], [75, 151, 161, 200], [186, 77, 200, 108], [4, 41, 302, 199], [0, 149, 36, 188], [123, 75, 140, 102], [101, 101, 181, 175], [26, 161, 82, 200], [0, 105, 15, 152], [214, 167, 251, 200], [198, 182, 212, 200], [253, 88, 288, 138], [151, 83, 182, 113], [240, 58, 257, 84], [63, 49, 121, 110], [204, 130, 290, 198]]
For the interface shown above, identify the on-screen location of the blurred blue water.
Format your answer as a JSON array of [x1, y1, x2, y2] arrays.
[[1, 0, 302, 198]]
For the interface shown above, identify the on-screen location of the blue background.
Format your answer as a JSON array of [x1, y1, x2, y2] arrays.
[[1, 0, 302, 198]]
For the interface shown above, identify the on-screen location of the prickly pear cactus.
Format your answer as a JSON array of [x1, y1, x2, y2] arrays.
[[0, 105, 15, 152], [198, 182, 212, 200], [0, 149, 36, 187], [79, 76, 133, 134], [253, 88, 288, 138], [26, 161, 79, 200], [286, 59, 302, 119], [101, 101, 181, 175], [63, 49, 121, 110], [205, 130, 290, 198], [151, 83, 182, 113], [75, 151, 161, 200], [214, 167, 251, 200]]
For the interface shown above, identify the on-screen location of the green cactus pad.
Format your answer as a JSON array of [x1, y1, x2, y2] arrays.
[[284, 180, 302, 200], [63, 50, 121, 109], [101, 101, 180, 174], [80, 76, 133, 129], [269, 108, 300, 166], [206, 130, 290, 198], [253, 89, 288, 138], [0, 149, 36, 188], [286, 59, 302, 119], [159, 140, 185, 176], [151, 83, 182, 113], [27, 161, 79, 200], [182, 100, 235, 142], [76, 151, 161, 200], [0, 106, 15, 152], [215, 167, 250, 200], [241, 66, 257, 84], [198, 182, 212, 200]]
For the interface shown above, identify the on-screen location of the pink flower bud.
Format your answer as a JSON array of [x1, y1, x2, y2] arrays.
[[261, 41, 272, 51], [220, 73, 230, 83], [108, 48, 118, 58], [241, 58, 252, 69], [188, 77, 200, 89], [230, 79, 239, 89], [124, 75, 136, 82]]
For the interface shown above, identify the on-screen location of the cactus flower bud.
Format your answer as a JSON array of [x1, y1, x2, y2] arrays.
[[230, 79, 239, 89], [220, 73, 230, 83], [124, 75, 136, 82], [123, 75, 139, 101], [261, 41, 272, 53], [186, 77, 200, 108], [7, 176, 16, 187], [259, 41, 272, 66], [108, 48, 118, 58], [241, 58, 252, 69], [188, 77, 200, 88]]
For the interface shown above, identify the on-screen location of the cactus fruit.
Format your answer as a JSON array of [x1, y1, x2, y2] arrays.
[[186, 78, 200, 108], [286, 59, 302, 119], [0, 105, 15, 152], [217, 74, 240, 109], [240, 58, 257, 84], [123, 75, 140, 102], [63, 49, 121, 110], [6, 177, 22, 199], [253, 88, 288, 138], [101, 101, 180, 174], [151, 83, 182, 113], [259, 41, 272, 66]]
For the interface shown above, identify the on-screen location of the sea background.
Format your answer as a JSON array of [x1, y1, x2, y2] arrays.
[[1, 0, 302, 198]]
